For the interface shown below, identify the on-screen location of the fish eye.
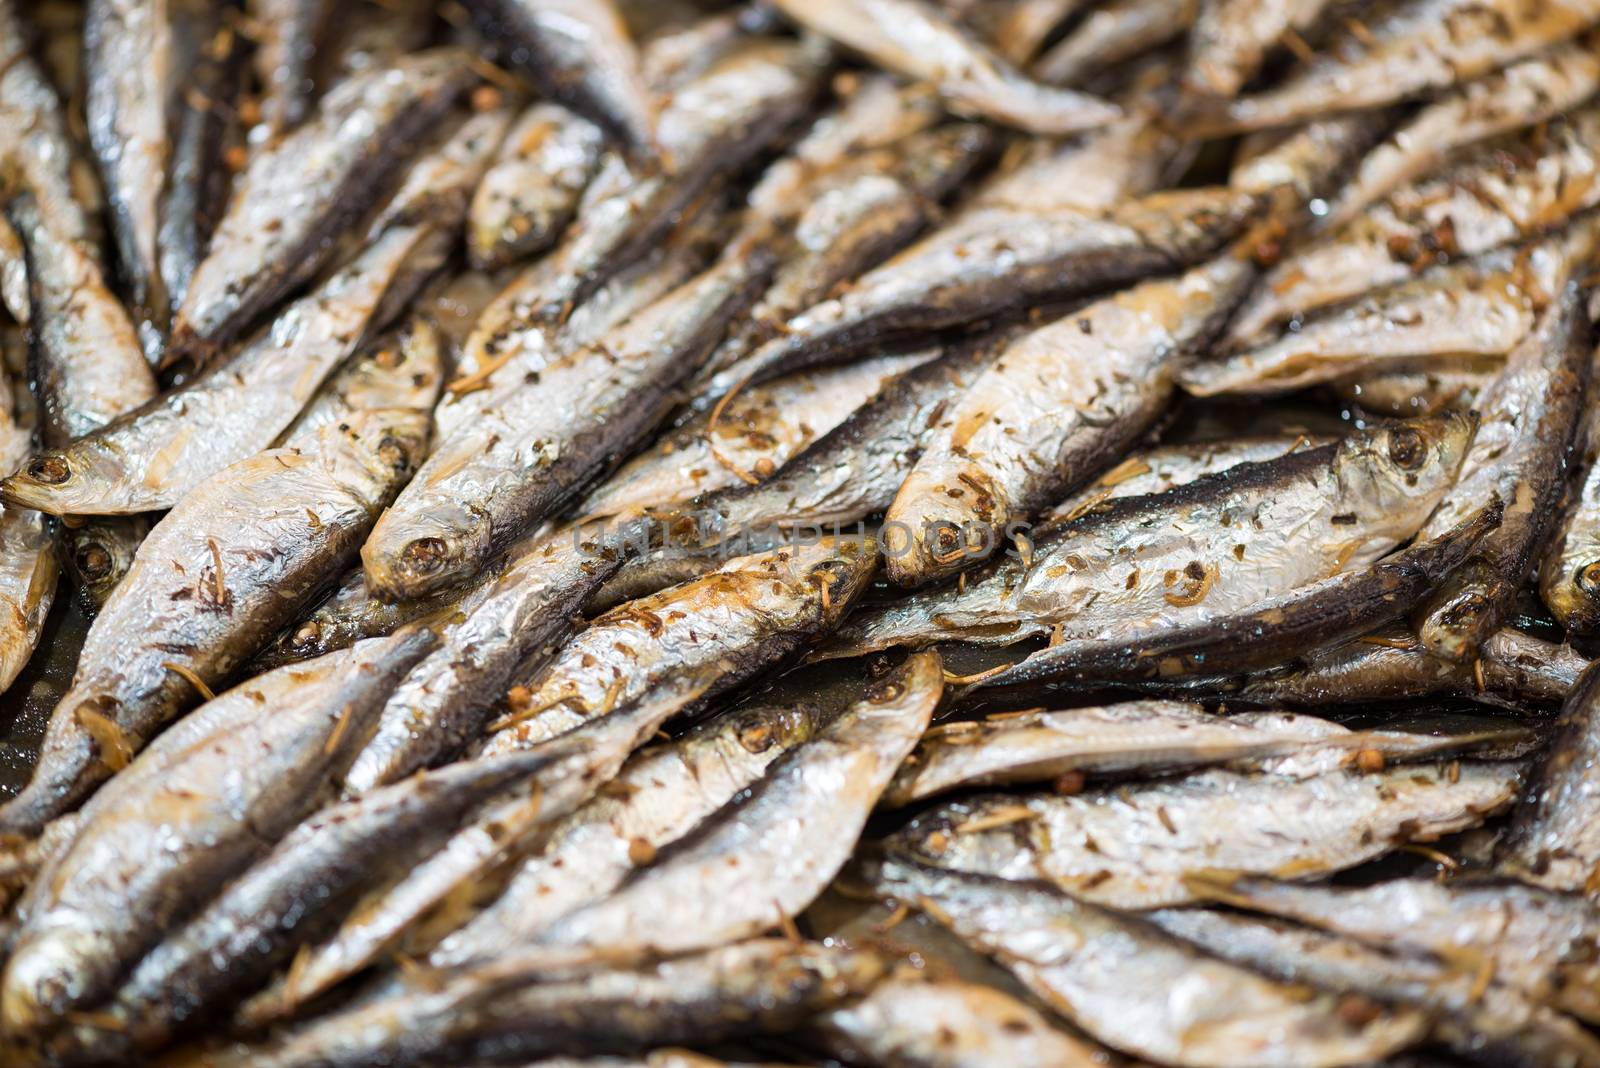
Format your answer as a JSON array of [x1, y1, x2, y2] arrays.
[[26, 456, 71, 484], [1578, 561, 1600, 597], [376, 435, 412, 472], [74, 542, 112, 582], [1386, 428, 1426, 470], [401, 537, 450, 575]]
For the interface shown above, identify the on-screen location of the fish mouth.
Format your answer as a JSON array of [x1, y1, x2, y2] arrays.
[[0, 475, 67, 515]]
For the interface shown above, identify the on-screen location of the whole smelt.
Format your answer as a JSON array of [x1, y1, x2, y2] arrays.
[[1182, 248, 1545, 397], [1149, 907, 1600, 1068], [491, 35, 829, 329], [220, 940, 886, 1068], [1323, 39, 1600, 229], [826, 416, 1466, 656], [0, 630, 438, 1041], [1189, 875, 1600, 1024], [430, 701, 827, 969], [503, 653, 941, 969], [1229, 105, 1600, 343], [0, 0, 105, 272], [171, 48, 476, 365], [105, 678, 716, 1055], [0, 364, 54, 697], [0, 322, 441, 837], [84, 0, 177, 352], [467, 103, 605, 271], [866, 857, 1428, 1068], [1186, 0, 1334, 98], [884, 701, 1530, 805], [978, 497, 1502, 691], [1413, 285, 1592, 663], [882, 249, 1259, 587], [1213, 0, 1600, 133], [0, 107, 497, 518], [8, 191, 158, 447], [889, 759, 1523, 910], [364, 231, 777, 601], [1540, 345, 1600, 636], [479, 536, 879, 752], [158, 0, 246, 317], [1033, 0, 1198, 87], [767, 0, 1119, 134], [1498, 660, 1600, 892], [818, 975, 1107, 1068], [714, 185, 1259, 391], [463, 0, 657, 160]]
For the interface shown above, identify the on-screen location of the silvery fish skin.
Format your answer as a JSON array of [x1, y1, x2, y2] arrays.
[[581, 351, 936, 521], [715, 185, 1259, 391], [441, 197, 724, 439], [0, 1, 105, 270], [1540, 344, 1600, 636], [8, 191, 158, 446], [248, 0, 330, 137], [238, 669, 743, 1025], [0, 366, 53, 697], [1148, 907, 1600, 1068], [1189, 875, 1600, 1023], [881, 250, 1259, 587], [463, 0, 657, 160], [1214, 0, 1600, 133], [0, 631, 437, 1040], [171, 48, 474, 363], [866, 857, 1428, 1068], [1033, 0, 1197, 87], [158, 0, 245, 319], [884, 701, 1529, 805], [467, 103, 604, 271], [1186, 0, 1333, 97], [700, 122, 995, 383], [826, 419, 1461, 655], [319, 0, 434, 90], [1229, 105, 1600, 343], [0, 374, 435, 836], [0, 214, 24, 324], [817, 975, 1106, 1068], [1183, 250, 1541, 397], [890, 760, 1523, 909], [479, 536, 879, 752], [1323, 40, 1600, 230], [221, 940, 886, 1068], [980, 496, 1503, 691], [767, 0, 1119, 134], [498, 35, 829, 326], [362, 233, 778, 601], [338, 520, 644, 794], [106, 678, 716, 1052], [503, 653, 940, 968], [1413, 286, 1592, 663], [279, 317, 448, 448], [1499, 660, 1600, 893], [1333, 367, 1490, 417], [84, 0, 172, 346], [0, 180, 465, 517], [954, 0, 1083, 63], [430, 701, 827, 970], [1200, 626, 1587, 712], [1229, 113, 1396, 222]]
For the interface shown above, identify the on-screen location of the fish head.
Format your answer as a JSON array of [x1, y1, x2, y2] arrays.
[[696, 700, 827, 762], [1, 928, 110, 1036], [0, 441, 138, 517], [361, 493, 493, 601], [1548, 555, 1600, 637], [802, 536, 883, 624], [1338, 411, 1476, 527]]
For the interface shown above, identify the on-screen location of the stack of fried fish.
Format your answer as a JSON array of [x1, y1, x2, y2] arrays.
[[1, 0, 1600, 1064]]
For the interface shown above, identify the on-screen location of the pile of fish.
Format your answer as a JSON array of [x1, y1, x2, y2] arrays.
[[2, 0, 1600, 1064]]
